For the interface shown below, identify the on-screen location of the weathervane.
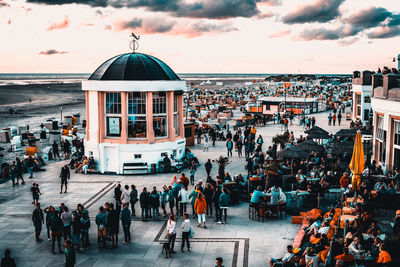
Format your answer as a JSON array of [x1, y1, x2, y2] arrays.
[[129, 33, 140, 52]]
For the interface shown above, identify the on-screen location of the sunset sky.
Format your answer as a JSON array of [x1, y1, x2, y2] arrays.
[[0, 0, 399, 74]]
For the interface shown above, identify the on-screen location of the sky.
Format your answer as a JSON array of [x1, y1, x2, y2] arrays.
[[0, 0, 399, 74]]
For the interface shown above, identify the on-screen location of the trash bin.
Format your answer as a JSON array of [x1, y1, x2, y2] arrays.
[[151, 163, 157, 174]]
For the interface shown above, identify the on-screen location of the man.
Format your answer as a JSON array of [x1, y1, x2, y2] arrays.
[[32, 203, 44, 242], [205, 159, 212, 179], [140, 187, 150, 221], [269, 245, 294, 267], [63, 140, 71, 160], [130, 185, 138, 217], [121, 185, 130, 209], [95, 207, 107, 248], [348, 237, 363, 255], [49, 211, 63, 254], [52, 141, 60, 161], [226, 138, 233, 157], [337, 112, 342, 125], [114, 184, 122, 214], [340, 172, 351, 189], [163, 154, 171, 172], [27, 156, 34, 178], [1, 249, 16, 267], [107, 203, 119, 248], [64, 240, 76, 267], [120, 203, 131, 244], [377, 243, 392, 265], [60, 165, 70, 194], [250, 186, 266, 207], [216, 257, 224, 267]]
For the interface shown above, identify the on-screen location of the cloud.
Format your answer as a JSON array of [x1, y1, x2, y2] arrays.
[[299, 28, 341, 41], [27, 0, 108, 7], [283, 0, 344, 24], [257, 11, 274, 19], [38, 49, 68, 55], [115, 18, 174, 34], [367, 26, 400, 39], [337, 37, 359, 46], [388, 14, 400, 27], [268, 29, 291, 38], [185, 21, 238, 37], [346, 7, 392, 28], [47, 15, 70, 31], [0, 0, 10, 8]]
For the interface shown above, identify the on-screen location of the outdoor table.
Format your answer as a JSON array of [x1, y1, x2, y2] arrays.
[[340, 215, 356, 229], [362, 233, 386, 241], [326, 188, 342, 200], [286, 190, 310, 209], [346, 197, 364, 205], [342, 207, 355, 215], [307, 177, 320, 183]]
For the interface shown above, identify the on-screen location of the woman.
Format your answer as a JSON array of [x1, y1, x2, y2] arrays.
[[150, 187, 160, 221], [80, 210, 90, 249], [204, 183, 214, 218], [167, 214, 177, 253], [219, 188, 231, 224], [44, 206, 55, 241], [194, 193, 207, 228], [181, 213, 191, 252], [160, 185, 169, 217]]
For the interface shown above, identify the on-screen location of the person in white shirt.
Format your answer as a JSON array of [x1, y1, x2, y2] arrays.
[[167, 214, 177, 253], [269, 245, 294, 267], [181, 213, 191, 252], [178, 187, 190, 217], [121, 185, 130, 206], [348, 237, 363, 255]]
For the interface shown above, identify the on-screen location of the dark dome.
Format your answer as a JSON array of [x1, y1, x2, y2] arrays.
[[89, 53, 180, 81]]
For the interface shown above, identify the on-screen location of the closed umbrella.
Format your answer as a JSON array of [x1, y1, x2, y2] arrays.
[[349, 131, 365, 191]]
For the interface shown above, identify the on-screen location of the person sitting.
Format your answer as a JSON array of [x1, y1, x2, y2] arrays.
[[348, 237, 363, 255], [374, 180, 387, 192], [162, 154, 171, 172], [334, 247, 355, 266], [366, 221, 381, 238], [223, 172, 232, 183], [266, 186, 281, 215], [376, 243, 391, 265], [250, 186, 266, 209], [340, 172, 351, 190], [269, 245, 295, 267]]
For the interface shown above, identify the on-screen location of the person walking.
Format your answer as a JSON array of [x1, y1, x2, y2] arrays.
[[213, 185, 222, 223], [15, 157, 25, 185], [332, 113, 337, 126], [80, 210, 90, 249], [60, 165, 70, 194], [64, 240, 76, 267], [178, 186, 189, 217], [52, 141, 60, 161], [194, 193, 207, 228], [205, 159, 212, 179], [26, 156, 34, 178], [140, 187, 150, 221], [1, 249, 16, 267], [129, 185, 138, 217], [9, 161, 16, 187], [181, 213, 191, 252], [189, 186, 200, 218], [189, 163, 196, 186], [95, 207, 107, 248], [49, 211, 63, 254], [31, 183, 40, 205], [44, 206, 55, 241], [219, 188, 231, 224], [63, 140, 71, 160], [203, 134, 209, 152], [167, 214, 177, 253], [204, 183, 214, 218], [226, 138, 233, 157], [328, 113, 332, 126], [167, 185, 175, 215], [32, 203, 44, 242], [338, 112, 342, 126], [120, 203, 131, 244], [237, 138, 243, 158]]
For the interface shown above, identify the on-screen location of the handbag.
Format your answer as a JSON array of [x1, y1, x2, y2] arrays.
[[189, 226, 195, 238]]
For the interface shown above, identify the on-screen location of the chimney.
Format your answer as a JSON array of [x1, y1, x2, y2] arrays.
[[361, 70, 372, 85], [353, 71, 360, 79], [382, 73, 400, 98], [371, 73, 383, 97]]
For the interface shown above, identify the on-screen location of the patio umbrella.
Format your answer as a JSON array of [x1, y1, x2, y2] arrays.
[[296, 140, 325, 152], [305, 126, 331, 140], [279, 145, 308, 158], [349, 131, 365, 191]]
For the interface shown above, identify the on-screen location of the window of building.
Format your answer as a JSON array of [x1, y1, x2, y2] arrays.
[[105, 93, 121, 137], [264, 104, 271, 111], [128, 92, 147, 138], [134, 154, 142, 159], [153, 92, 167, 138], [394, 121, 400, 169], [356, 94, 361, 105], [364, 96, 371, 103], [174, 95, 178, 136], [376, 116, 386, 164], [363, 109, 369, 121]]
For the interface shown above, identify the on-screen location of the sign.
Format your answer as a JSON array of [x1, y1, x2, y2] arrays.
[[108, 117, 120, 135]]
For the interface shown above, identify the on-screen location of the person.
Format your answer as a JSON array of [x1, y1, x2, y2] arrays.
[[95, 206, 107, 248], [121, 184, 130, 208], [64, 240, 76, 267], [203, 134, 209, 151], [60, 165, 70, 194], [250, 186, 266, 207], [71, 212, 81, 251], [204, 183, 214, 218], [80, 210, 90, 249], [205, 159, 212, 179], [107, 203, 119, 248], [328, 113, 332, 125], [256, 135, 263, 151], [189, 163, 196, 186], [167, 214, 177, 253], [219, 188, 230, 224], [162, 154, 171, 172], [140, 187, 150, 221], [269, 245, 294, 267], [160, 185, 169, 217], [340, 172, 351, 189], [31, 182, 39, 205], [44, 206, 55, 241], [26, 156, 34, 178], [150, 187, 161, 221], [179, 186, 189, 217], [181, 213, 191, 252], [194, 193, 207, 228], [61, 206, 72, 241], [9, 161, 16, 187], [49, 211, 63, 254], [167, 185, 175, 215], [52, 141, 60, 160], [114, 184, 122, 214], [334, 247, 355, 266], [63, 140, 71, 160], [32, 203, 44, 242], [15, 157, 25, 185], [130, 185, 138, 217], [213, 185, 222, 223], [338, 112, 342, 125], [189, 186, 201, 218], [376, 243, 392, 265], [237, 138, 243, 158], [226, 138, 233, 157], [216, 257, 224, 267], [332, 113, 337, 126], [1, 249, 16, 267], [120, 203, 131, 244], [348, 237, 363, 255]]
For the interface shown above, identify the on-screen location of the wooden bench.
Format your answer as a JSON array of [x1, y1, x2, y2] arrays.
[[123, 162, 148, 174], [292, 217, 309, 249]]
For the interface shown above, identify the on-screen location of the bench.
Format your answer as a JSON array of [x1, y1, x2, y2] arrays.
[[123, 162, 148, 174], [293, 217, 309, 249]]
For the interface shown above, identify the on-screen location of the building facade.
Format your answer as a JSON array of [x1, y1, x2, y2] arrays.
[[352, 70, 372, 124], [83, 52, 186, 174], [371, 73, 400, 172]]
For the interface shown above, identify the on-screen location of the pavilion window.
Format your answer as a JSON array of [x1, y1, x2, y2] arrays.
[[127, 92, 147, 138], [393, 121, 400, 169], [105, 92, 121, 137], [153, 92, 167, 138]]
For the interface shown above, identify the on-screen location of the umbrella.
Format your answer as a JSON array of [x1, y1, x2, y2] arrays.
[[335, 129, 357, 137], [279, 145, 308, 158], [349, 131, 365, 191], [296, 139, 325, 152], [305, 126, 331, 140]]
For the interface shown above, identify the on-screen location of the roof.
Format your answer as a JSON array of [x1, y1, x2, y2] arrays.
[[89, 53, 180, 81], [258, 96, 319, 103]]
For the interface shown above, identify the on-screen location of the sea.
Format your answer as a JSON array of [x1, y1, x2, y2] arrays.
[[0, 73, 351, 86]]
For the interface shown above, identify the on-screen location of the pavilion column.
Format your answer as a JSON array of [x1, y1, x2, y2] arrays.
[[85, 91, 89, 141], [146, 92, 154, 143], [98, 92, 104, 143], [167, 91, 176, 141], [177, 94, 184, 138], [121, 92, 128, 144]]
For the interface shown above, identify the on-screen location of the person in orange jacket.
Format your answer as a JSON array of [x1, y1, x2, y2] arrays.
[[194, 193, 207, 228], [377, 243, 392, 264], [340, 172, 351, 189]]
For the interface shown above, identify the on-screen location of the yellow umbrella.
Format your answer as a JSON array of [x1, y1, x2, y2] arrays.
[[349, 131, 365, 191]]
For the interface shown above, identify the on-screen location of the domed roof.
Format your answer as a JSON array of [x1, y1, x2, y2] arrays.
[[89, 53, 180, 81]]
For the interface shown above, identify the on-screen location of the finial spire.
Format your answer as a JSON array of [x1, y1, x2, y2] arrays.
[[129, 33, 140, 53]]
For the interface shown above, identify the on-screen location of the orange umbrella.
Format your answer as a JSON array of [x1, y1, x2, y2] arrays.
[[349, 131, 365, 191]]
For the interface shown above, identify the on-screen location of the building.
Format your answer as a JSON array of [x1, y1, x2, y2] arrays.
[[371, 72, 400, 172], [83, 52, 186, 174], [352, 70, 372, 124]]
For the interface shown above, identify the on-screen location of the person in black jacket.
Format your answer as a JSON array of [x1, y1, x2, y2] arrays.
[[60, 165, 70, 194], [63, 140, 71, 160], [52, 141, 60, 161], [212, 185, 222, 223], [15, 157, 25, 185], [32, 203, 44, 242], [114, 184, 122, 215], [107, 203, 119, 248], [140, 187, 150, 221], [1, 249, 16, 267], [205, 159, 212, 179], [50, 211, 63, 254]]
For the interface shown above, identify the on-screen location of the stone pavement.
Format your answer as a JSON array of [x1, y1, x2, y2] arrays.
[[0, 109, 350, 267]]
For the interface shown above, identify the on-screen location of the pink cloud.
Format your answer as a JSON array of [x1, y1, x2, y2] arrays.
[[269, 29, 291, 38], [47, 15, 70, 31]]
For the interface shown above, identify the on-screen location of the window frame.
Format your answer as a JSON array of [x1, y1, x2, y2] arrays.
[[105, 93, 122, 138], [127, 92, 147, 139]]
